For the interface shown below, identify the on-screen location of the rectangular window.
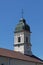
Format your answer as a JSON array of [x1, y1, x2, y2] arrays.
[[18, 37, 21, 42], [26, 37, 28, 42]]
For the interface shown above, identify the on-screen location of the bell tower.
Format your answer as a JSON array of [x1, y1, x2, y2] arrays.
[[14, 18, 32, 55]]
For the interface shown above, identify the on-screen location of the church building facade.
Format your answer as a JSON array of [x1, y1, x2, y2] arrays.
[[0, 18, 43, 65]]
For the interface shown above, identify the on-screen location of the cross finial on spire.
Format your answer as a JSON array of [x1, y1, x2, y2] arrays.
[[21, 8, 24, 18]]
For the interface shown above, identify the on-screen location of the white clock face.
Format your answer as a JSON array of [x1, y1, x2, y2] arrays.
[[26, 44, 31, 51], [26, 43, 29, 49]]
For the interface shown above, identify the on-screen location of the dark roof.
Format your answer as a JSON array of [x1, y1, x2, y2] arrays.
[[25, 54, 43, 62], [0, 48, 43, 64], [14, 18, 30, 33], [31, 55, 43, 62]]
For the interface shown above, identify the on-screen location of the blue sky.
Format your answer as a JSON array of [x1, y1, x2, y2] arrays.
[[0, 0, 43, 59]]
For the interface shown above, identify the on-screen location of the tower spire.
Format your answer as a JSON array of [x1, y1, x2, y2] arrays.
[[21, 8, 24, 18]]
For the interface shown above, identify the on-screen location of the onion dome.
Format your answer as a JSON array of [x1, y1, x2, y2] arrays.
[[14, 18, 31, 33]]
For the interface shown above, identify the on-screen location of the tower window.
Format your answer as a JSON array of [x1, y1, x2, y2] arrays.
[[26, 37, 28, 42], [18, 37, 21, 42]]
